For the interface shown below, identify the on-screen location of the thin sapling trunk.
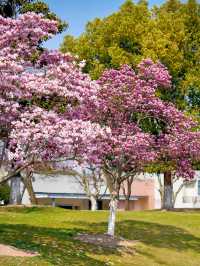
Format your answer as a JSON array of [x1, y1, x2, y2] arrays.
[[107, 194, 118, 236]]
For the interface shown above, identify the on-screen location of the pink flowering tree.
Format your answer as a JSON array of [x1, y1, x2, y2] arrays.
[[0, 12, 60, 203], [0, 12, 100, 204], [102, 60, 200, 211], [79, 60, 200, 234]]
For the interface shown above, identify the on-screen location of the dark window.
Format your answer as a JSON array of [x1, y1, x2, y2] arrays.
[[58, 205, 73, 210]]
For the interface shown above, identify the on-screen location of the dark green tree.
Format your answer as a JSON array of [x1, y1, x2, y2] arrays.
[[0, 183, 10, 205], [60, 0, 200, 109]]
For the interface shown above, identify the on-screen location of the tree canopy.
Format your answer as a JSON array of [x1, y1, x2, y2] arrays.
[[60, 0, 200, 109]]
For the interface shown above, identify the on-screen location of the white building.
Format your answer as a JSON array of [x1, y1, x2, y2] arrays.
[[21, 171, 200, 209]]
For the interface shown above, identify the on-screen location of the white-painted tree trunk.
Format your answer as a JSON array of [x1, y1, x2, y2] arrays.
[[9, 176, 22, 205], [163, 184, 173, 209], [163, 172, 173, 210], [90, 195, 98, 211], [51, 198, 56, 207], [107, 197, 118, 236]]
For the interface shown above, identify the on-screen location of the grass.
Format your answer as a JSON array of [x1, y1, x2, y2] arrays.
[[0, 207, 200, 265]]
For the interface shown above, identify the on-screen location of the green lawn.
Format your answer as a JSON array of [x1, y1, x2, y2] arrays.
[[0, 207, 200, 266]]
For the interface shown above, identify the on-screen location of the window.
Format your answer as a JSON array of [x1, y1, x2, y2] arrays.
[[185, 180, 195, 189], [58, 205, 73, 209]]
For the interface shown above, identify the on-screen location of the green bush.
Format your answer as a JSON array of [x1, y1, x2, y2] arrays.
[[0, 183, 10, 205]]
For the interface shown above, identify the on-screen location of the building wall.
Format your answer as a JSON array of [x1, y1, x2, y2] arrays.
[[37, 198, 89, 209], [117, 197, 149, 211], [174, 173, 200, 208], [131, 179, 155, 209], [22, 173, 156, 210], [118, 177, 155, 210]]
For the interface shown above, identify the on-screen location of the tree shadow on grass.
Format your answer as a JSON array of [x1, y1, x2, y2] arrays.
[[1, 219, 200, 265], [64, 219, 200, 253], [0, 223, 117, 266], [0, 206, 46, 214]]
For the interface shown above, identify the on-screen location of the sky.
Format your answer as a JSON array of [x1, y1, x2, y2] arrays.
[[43, 0, 165, 50]]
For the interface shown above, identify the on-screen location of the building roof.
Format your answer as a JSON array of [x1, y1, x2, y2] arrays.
[[35, 191, 146, 201]]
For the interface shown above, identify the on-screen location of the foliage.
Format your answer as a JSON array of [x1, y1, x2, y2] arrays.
[[0, 183, 10, 204], [60, 0, 200, 109], [60, 0, 150, 79]]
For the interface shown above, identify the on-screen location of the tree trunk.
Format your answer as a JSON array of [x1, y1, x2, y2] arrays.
[[9, 175, 22, 205], [122, 176, 134, 211], [51, 198, 56, 207], [124, 182, 132, 211], [125, 198, 130, 211], [107, 195, 118, 236], [157, 174, 164, 208], [22, 175, 37, 205], [90, 195, 98, 211], [163, 171, 173, 210]]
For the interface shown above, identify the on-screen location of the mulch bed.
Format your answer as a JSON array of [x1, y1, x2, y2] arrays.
[[74, 233, 137, 250]]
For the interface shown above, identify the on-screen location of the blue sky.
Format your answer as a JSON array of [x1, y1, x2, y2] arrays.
[[43, 0, 165, 49]]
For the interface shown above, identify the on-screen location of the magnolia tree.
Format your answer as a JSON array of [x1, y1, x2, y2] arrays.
[[0, 13, 102, 204], [84, 61, 200, 234], [0, 12, 59, 203]]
